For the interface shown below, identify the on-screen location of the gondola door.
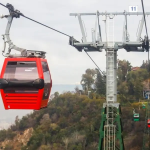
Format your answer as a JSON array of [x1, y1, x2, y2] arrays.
[[40, 60, 52, 108]]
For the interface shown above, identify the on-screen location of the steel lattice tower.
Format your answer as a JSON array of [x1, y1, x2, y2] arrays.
[[69, 11, 150, 150]]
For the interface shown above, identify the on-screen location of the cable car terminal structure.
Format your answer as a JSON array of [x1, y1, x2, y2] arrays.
[[0, 2, 150, 150]]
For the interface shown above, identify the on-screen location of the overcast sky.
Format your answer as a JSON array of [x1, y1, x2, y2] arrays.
[[0, 0, 150, 124]]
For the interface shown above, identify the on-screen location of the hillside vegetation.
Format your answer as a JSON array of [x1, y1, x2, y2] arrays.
[[0, 59, 149, 150]]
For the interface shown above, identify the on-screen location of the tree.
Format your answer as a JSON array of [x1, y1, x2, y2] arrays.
[[127, 68, 148, 100], [62, 137, 70, 150], [118, 81, 128, 102], [75, 86, 83, 95], [81, 69, 96, 93], [40, 114, 51, 125], [54, 92, 59, 98], [117, 59, 132, 83], [39, 145, 51, 150], [51, 113, 58, 123], [141, 60, 150, 71], [94, 69, 106, 95], [15, 116, 19, 130], [39, 113, 51, 132], [19, 116, 28, 130]]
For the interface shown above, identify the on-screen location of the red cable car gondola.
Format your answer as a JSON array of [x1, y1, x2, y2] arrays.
[[147, 119, 150, 128], [0, 4, 52, 110], [0, 57, 52, 110]]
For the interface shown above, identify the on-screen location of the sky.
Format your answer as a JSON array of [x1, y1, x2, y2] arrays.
[[0, 0, 150, 127]]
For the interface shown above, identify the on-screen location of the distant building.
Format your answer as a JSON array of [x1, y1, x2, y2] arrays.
[[131, 67, 140, 71]]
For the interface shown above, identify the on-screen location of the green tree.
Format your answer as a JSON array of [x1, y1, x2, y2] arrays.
[[81, 69, 96, 93], [39, 145, 51, 150], [54, 92, 59, 98], [62, 137, 70, 150], [117, 59, 132, 83], [141, 60, 150, 71], [19, 116, 28, 130], [94, 69, 106, 95], [127, 68, 148, 100], [118, 81, 128, 102]]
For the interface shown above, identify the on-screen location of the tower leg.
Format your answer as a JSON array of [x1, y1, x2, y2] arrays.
[[98, 104, 124, 150], [99, 108, 106, 150]]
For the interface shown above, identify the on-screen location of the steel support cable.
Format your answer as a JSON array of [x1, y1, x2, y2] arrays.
[[22, 15, 71, 38], [142, 110, 147, 150], [141, 0, 148, 38], [141, 0, 150, 148], [84, 51, 105, 76], [141, 0, 150, 72], [141, 0, 150, 104], [0, 2, 104, 76], [0, 2, 71, 38]]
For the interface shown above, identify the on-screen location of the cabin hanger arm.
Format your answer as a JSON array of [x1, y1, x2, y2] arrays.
[[1, 3, 27, 57]]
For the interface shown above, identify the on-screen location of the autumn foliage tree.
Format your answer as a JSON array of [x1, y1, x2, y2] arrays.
[[80, 69, 96, 93]]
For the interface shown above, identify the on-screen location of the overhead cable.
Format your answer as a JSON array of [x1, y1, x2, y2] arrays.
[[141, 0, 150, 92], [0, 2, 104, 75], [141, 0, 149, 67], [0, 2, 71, 38], [141, 0, 149, 38], [84, 51, 105, 76]]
